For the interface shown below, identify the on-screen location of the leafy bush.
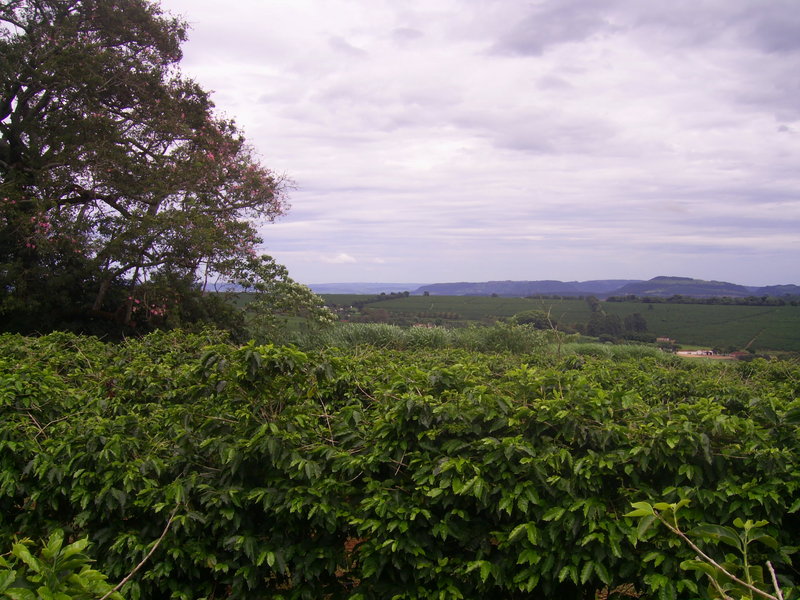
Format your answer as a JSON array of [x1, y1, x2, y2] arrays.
[[293, 322, 548, 354], [1, 332, 798, 599]]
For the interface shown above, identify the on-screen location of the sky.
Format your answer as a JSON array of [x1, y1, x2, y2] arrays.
[[158, 0, 800, 286]]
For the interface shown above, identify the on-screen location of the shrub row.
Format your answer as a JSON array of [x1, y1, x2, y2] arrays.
[[286, 322, 549, 354]]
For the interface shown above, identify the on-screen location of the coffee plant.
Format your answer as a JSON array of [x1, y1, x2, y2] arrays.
[[1, 331, 798, 599]]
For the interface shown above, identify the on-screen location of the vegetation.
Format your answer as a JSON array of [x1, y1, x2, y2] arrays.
[[607, 294, 799, 307], [1, 330, 798, 599], [0, 530, 124, 600], [321, 294, 800, 352], [2, 3, 798, 599]]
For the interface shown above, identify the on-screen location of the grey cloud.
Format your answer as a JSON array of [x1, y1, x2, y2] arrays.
[[735, 73, 800, 120], [489, 1, 617, 56], [620, 0, 800, 55], [537, 74, 573, 90], [328, 36, 368, 57], [392, 27, 424, 43], [737, 2, 800, 53], [452, 108, 618, 155]]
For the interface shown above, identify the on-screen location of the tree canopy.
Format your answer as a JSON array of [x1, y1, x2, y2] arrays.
[[0, 0, 324, 337]]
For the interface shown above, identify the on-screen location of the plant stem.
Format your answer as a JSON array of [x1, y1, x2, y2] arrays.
[[767, 561, 785, 600], [655, 513, 777, 600], [98, 505, 179, 600]]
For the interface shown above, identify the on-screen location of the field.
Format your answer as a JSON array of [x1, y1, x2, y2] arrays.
[[321, 294, 800, 352]]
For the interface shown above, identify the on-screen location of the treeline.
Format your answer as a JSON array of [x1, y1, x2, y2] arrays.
[[2, 331, 798, 599], [348, 291, 412, 310], [607, 294, 800, 306]]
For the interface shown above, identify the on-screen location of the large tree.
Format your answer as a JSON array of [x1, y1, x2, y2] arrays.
[[0, 0, 318, 335]]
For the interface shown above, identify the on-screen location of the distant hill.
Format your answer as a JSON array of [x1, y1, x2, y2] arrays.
[[758, 284, 800, 296], [411, 276, 800, 298], [308, 277, 799, 299], [611, 276, 753, 298], [414, 279, 638, 297], [612, 276, 800, 298], [308, 282, 424, 295]]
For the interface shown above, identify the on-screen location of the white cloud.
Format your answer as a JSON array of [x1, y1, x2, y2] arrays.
[[321, 252, 358, 264]]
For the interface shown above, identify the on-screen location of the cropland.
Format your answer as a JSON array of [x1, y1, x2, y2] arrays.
[[322, 294, 800, 352]]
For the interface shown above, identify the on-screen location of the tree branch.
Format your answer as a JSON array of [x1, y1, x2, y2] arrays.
[[98, 504, 180, 600]]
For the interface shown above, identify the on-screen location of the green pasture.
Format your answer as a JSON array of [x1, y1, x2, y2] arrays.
[[322, 294, 561, 320], [615, 303, 800, 351], [320, 294, 800, 352]]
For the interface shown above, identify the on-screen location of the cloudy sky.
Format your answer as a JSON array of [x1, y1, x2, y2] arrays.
[[158, 0, 800, 286]]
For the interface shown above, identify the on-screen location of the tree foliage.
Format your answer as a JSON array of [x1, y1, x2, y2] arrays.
[[0, 0, 312, 336]]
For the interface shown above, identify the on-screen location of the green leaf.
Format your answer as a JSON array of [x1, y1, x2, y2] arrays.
[[0, 570, 17, 592], [637, 514, 657, 538], [784, 406, 800, 424], [748, 531, 779, 549], [525, 523, 538, 545], [11, 545, 40, 574], [658, 580, 677, 600], [594, 562, 612, 586], [61, 538, 89, 559], [4, 589, 37, 600], [36, 588, 54, 600], [688, 524, 742, 551], [479, 561, 492, 583], [643, 551, 665, 567], [625, 502, 654, 518], [557, 565, 572, 583], [580, 561, 594, 584], [748, 564, 765, 587], [680, 559, 719, 579], [508, 524, 527, 543], [542, 507, 565, 521], [43, 530, 64, 559]]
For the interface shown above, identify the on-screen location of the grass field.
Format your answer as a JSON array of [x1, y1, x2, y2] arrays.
[[320, 294, 800, 352]]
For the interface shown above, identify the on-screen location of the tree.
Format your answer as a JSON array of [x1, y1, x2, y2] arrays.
[[231, 254, 335, 341], [0, 0, 312, 336], [512, 309, 557, 330], [586, 312, 623, 337], [623, 312, 648, 333]]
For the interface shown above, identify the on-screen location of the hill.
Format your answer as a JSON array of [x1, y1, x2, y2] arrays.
[[412, 276, 800, 298], [308, 282, 424, 294], [612, 276, 754, 298], [310, 277, 800, 299], [413, 279, 638, 297]]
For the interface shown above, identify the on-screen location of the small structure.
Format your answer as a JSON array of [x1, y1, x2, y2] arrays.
[[677, 349, 714, 357]]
